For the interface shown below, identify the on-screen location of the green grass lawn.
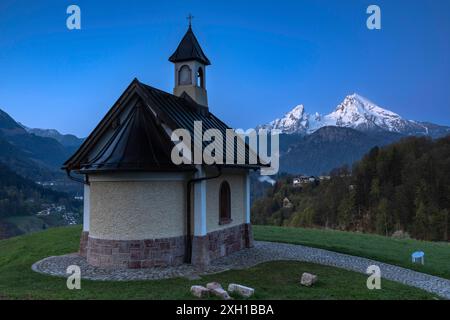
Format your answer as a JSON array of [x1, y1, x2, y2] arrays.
[[254, 225, 450, 280], [0, 225, 440, 300], [4, 216, 47, 234]]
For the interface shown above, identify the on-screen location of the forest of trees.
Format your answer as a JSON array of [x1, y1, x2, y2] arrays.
[[0, 163, 80, 218], [252, 135, 450, 241]]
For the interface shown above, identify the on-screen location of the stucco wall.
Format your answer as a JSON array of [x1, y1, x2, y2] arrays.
[[206, 173, 246, 233], [89, 180, 186, 240]]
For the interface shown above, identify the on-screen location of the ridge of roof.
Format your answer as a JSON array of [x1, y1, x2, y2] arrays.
[[78, 100, 194, 173], [63, 78, 266, 172]]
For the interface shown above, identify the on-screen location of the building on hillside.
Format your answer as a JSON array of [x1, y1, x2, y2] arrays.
[[293, 175, 318, 187], [282, 197, 293, 209], [63, 23, 265, 269]]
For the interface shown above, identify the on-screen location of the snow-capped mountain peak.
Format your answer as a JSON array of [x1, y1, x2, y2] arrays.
[[325, 93, 406, 132], [260, 93, 450, 137], [289, 104, 305, 119], [264, 104, 309, 134]]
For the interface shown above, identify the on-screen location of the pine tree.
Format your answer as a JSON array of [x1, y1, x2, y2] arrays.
[[375, 198, 391, 236], [338, 191, 356, 230], [413, 201, 429, 240]]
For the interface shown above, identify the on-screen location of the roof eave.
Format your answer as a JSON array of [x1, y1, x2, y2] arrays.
[[76, 166, 197, 175], [168, 56, 211, 66]]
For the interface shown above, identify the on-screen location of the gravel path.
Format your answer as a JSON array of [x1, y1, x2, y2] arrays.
[[32, 254, 224, 281], [32, 241, 450, 299]]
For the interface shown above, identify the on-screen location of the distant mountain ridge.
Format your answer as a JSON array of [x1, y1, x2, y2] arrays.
[[0, 108, 83, 238], [279, 126, 403, 175], [20, 126, 84, 148], [257, 94, 450, 176], [261, 94, 450, 138], [0, 107, 83, 192], [0, 109, 27, 134]]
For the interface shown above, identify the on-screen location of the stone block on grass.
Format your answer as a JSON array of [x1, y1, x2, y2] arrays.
[[210, 287, 232, 300], [227, 283, 255, 298], [190, 285, 210, 298], [206, 282, 223, 290], [300, 272, 318, 287]]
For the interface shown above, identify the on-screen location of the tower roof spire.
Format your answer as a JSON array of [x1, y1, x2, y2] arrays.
[[187, 13, 194, 28], [168, 18, 211, 65]]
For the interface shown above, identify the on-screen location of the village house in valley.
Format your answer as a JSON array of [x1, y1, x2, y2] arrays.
[[63, 24, 263, 269], [292, 175, 319, 187]]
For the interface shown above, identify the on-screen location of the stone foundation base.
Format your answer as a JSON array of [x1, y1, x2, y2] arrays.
[[192, 223, 253, 267], [79, 231, 89, 258], [86, 235, 186, 269], [244, 223, 254, 248], [79, 223, 253, 269]]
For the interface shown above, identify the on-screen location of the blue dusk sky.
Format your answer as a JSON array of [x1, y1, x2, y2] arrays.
[[0, 0, 449, 137]]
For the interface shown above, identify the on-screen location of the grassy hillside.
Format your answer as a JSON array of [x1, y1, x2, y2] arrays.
[[254, 225, 450, 279], [0, 226, 437, 300]]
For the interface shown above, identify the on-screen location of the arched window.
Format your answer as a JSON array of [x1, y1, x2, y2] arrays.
[[219, 181, 231, 224], [178, 65, 192, 85], [196, 67, 204, 88]]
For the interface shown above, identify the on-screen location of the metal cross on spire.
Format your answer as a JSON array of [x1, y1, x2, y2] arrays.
[[187, 13, 194, 27]]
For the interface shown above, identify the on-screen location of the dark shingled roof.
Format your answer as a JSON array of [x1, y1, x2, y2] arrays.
[[168, 26, 211, 65], [63, 79, 264, 173], [79, 101, 193, 173]]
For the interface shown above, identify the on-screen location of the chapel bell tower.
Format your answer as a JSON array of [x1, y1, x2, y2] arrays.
[[169, 16, 211, 107]]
